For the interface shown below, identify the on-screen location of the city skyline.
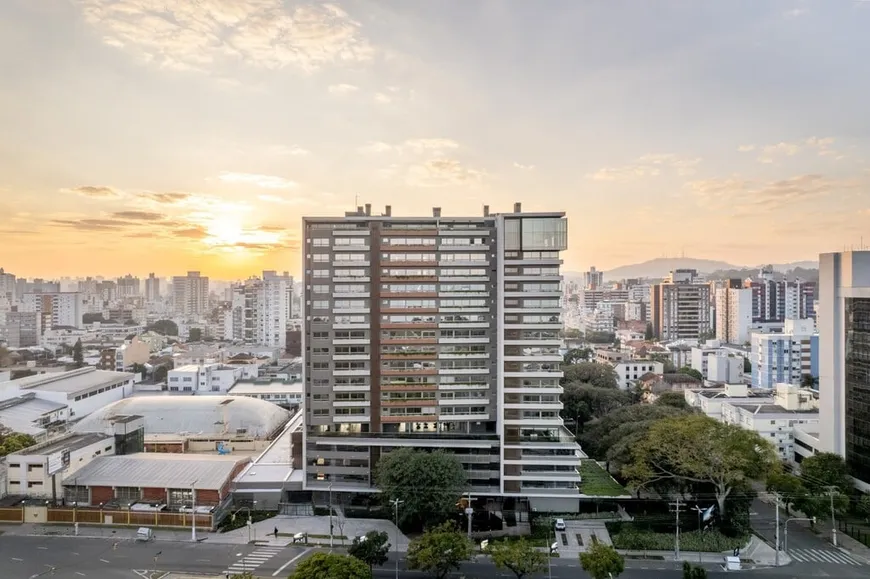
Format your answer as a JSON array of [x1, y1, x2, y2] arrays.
[[2, 1, 870, 278]]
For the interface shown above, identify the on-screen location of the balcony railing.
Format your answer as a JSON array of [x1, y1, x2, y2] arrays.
[[311, 431, 500, 441]]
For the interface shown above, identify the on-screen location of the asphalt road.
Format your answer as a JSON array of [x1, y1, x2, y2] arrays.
[[0, 535, 310, 579]]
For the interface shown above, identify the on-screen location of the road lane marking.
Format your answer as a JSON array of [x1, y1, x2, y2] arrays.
[[75, 573, 85, 576], [38, 546, 48, 550], [11, 557, 22, 561], [100, 558, 110, 563], [273, 548, 312, 576]]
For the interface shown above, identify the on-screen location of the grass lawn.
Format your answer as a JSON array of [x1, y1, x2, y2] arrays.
[[579, 460, 628, 497]]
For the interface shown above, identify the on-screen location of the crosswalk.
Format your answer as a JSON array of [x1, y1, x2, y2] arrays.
[[224, 545, 285, 575], [789, 548, 865, 565]]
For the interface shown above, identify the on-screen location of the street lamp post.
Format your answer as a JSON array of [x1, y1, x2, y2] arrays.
[[190, 480, 197, 542], [392, 499, 403, 579], [784, 517, 816, 554], [328, 484, 334, 548]]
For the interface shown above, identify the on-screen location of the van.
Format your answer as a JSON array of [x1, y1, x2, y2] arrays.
[[554, 518, 566, 531]]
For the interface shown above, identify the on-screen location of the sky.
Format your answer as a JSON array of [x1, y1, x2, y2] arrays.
[[1, 0, 869, 280]]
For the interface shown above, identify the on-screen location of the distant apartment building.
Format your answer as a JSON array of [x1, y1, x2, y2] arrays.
[[303, 203, 581, 511], [172, 271, 209, 317], [99, 337, 150, 372], [751, 318, 818, 389], [818, 250, 870, 486], [21, 292, 83, 332], [744, 267, 816, 322], [582, 267, 604, 290], [116, 274, 140, 298], [651, 269, 712, 340], [0, 310, 39, 347], [613, 360, 664, 390], [715, 283, 753, 344], [0, 267, 15, 301], [578, 288, 629, 311], [144, 273, 161, 301], [224, 271, 292, 348], [167, 363, 243, 393]]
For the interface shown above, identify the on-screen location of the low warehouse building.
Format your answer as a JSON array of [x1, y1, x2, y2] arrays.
[[63, 453, 249, 509]]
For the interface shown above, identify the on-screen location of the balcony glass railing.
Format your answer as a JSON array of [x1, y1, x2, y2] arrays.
[[311, 431, 500, 441]]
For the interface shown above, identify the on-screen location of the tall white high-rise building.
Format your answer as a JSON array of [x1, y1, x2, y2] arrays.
[[715, 287, 752, 344], [172, 271, 209, 316], [818, 251, 870, 485], [223, 271, 292, 348], [0, 268, 16, 301], [145, 273, 161, 301], [582, 266, 604, 290], [302, 203, 579, 511], [21, 292, 84, 331]]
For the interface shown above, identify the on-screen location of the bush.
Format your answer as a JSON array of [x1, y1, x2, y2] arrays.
[[218, 510, 273, 533], [610, 527, 746, 552]]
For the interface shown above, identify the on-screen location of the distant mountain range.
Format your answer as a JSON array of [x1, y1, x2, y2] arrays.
[[565, 258, 819, 281]]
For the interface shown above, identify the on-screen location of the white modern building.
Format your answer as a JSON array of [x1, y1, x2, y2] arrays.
[[167, 363, 243, 393], [613, 360, 664, 390], [751, 318, 818, 389], [21, 292, 83, 331], [228, 379, 303, 407], [707, 353, 743, 384], [715, 287, 752, 345], [818, 250, 870, 487], [0, 367, 134, 420], [224, 271, 292, 348]]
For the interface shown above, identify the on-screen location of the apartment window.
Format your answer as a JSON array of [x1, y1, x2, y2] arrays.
[[313, 409, 330, 416], [335, 392, 367, 401], [334, 253, 366, 262], [312, 238, 330, 247], [312, 362, 329, 370], [382, 284, 437, 293], [312, 300, 329, 310], [441, 299, 487, 307], [312, 379, 330, 387], [334, 269, 367, 278], [336, 284, 367, 294], [312, 394, 330, 401], [313, 254, 329, 263], [335, 330, 367, 339], [312, 332, 329, 339], [334, 408, 368, 416], [335, 360, 367, 371], [335, 315, 367, 324], [312, 347, 330, 355], [383, 253, 436, 262], [335, 345, 368, 355], [441, 237, 487, 245], [311, 315, 330, 323], [384, 268, 437, 277], [383, 314, 436, 323], [521, 299, 561, 308], [522, 267, 560, 276], [441, 284, 487, 292], [439, 253, 487, 262], [386, 237, 436, 245], [334, 237, 366, 246], [441, 314, 488, 323], [312, 285, 329, 294], [383, 299, 437, 309], [312, 269, 330, 278], [381, 329, 437, 340], [522, 314, 561, 323], [383, 360, 436, 371], [440, 268, 488, 277]]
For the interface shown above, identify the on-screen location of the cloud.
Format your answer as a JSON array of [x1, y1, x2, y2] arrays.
[[756, 136, 839, 163], [784, 8, 808, 18], [50, 218, 136, 231], [587, 154, 701, 181], [270, 145, 309, 156], [173, 226, 209, 239], [513, 162, 535, 170], [75, 0, 374, 73], [219, 172, 297, 189], [737, 145, 756, 152], [257, 194, 313, 205], [407, 158, 487, 187], [61, 185, 122, 198], [328, 83, 358, 94], [374, 92, 392, 104], [359, 138, 460, 154], [111, 211, 163, 220], [685, 173, 863, 212], [139, 191, 192, 204]]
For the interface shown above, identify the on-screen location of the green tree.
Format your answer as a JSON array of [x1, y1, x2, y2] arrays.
[[229, 572, 255, 579], [799, 452, 853, 493], [72, 339, 84, 368], [188, 327, 203, 341], [677, 366, 703, 381], [856, 494, 870, 521], [644, 322, 654, 341], [579, 538, 624, 579], [766, 472, 805, 515], [563, 348, 592, 365], [82, 313, 106, 324], [488, 538, 547, 579], [682, 561, 708, 579], [654, 391, 690, 410], [289, 552, 372, 579], [800, 374, 818, 389], [375, 448, 467, 529], [0, 432, 36, 457], [796, 492, 849, 526], [561, 383, 632, 431], [406, 522, 473, 579], [624, 414, 778, 517], [561, 362, 619, 389], [580, 404, 687, 461], [130, 363, 147, 377], [649, 354, 677, 373], [153, 365, 169, 383], [146, 319, 179, 336], [584, 331, 616, 344], [0, 345, 10, 367], [348, 530, 390, 572]]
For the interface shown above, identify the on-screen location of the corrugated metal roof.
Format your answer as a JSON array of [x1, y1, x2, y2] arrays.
[[72, 395, 291, 438], [13, 367, 133, 394], [63, 453, 248, 490], [0, 396, 66, 435]]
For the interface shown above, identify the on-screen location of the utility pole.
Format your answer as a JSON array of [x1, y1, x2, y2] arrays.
[[465, 492, 473, 539], [191, 481, 197, 542], [328, 483, 334, 548], [824, 486, 839, 547], [392, 499, 403, 579], [669, 497, 683, 560], [773, 493, 781, 567]]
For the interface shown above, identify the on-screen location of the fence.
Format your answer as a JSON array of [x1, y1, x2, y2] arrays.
[[839, 519, 870, 548], [1, 506, 212, 529]]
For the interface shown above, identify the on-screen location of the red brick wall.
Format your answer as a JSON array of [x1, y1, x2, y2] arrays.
[[145, 442, 185, 453], [219, 459, 251, 500], [196, 489, 220, 504], [90, 486, 114, 505], [142, 487, 166, 502]]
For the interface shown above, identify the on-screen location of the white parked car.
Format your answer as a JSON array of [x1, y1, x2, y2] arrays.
[[554, 518, 566, 531]]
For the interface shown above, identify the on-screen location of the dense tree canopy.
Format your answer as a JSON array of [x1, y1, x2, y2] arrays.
[[406, 522, 473, 579], [580, 404, 687, 461], [289, 552, 372, 579], [563, 348, 592, 365], [488, 538, 547, 579], [561, 362, 619, 389], [375, 448, 467, 529], [561, 383, 633, 431], [146, 319, 179, 336], [624, 414, 778, 516], [677, 366, 704, 381], [348, 531, 390, 571], [579, 539, 624, 579], [72, 339, 84, 368], [0, 432, 36, 457], [799, 452, 853, 492], [188, 327, 203, 342], [654, 391, 691, 411]]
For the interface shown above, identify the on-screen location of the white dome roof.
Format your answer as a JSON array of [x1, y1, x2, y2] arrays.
[[74, 395, 291, 438]]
